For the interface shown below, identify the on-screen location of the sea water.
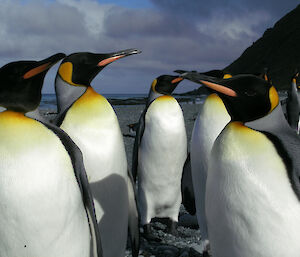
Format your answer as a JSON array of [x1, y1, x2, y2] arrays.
[[40, 93, 205, 111], [40, 94, 148, 110]]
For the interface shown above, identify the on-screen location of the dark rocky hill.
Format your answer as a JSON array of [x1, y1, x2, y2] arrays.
[[183, 4, 300, 95], [225, 4, 300, 90]]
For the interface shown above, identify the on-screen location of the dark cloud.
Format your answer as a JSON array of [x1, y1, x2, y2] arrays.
[[150, 0, 223, 19], [103, 6, 196, 38], [102, 3, 259, 70], [0, 0, 298, 94], [0, 1, 90, 59], [150, 0, 299, 20], [149, 0, 299, 37]]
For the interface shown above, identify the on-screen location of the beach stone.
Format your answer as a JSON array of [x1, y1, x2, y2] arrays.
[[190, 245, 205, 257], [155, 245, 179, 256], [178, 248, 190, 257]]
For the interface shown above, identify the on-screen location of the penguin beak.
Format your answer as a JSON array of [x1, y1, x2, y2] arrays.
[[23, 53, 66, 79], [179, 71, 237, 97], [97, 48, 142, 67], [264, 74, 269, 82], [171, 77, 183, 84], [174, 69, 188, 75], [199, 79, 237, 97]]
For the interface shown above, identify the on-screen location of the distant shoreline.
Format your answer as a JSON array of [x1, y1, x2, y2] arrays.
[[40, 93, 207, 110]]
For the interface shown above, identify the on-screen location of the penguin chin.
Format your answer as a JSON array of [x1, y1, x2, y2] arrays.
[[157, 90, 173, 95], [160, 92, 172, 95]]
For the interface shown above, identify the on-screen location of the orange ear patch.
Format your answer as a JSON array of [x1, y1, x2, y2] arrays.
[[23, 63, 51, 79], [200, 80, 237, 97], [97, 55, 125, 67], [151, 79, 158, 93], [269, 86, 279, 112], [223, 74, 232, 79], [171, 77, 183, 84]]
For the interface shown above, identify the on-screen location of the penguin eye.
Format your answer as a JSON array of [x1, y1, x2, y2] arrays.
[[244, 90, 256, 97]]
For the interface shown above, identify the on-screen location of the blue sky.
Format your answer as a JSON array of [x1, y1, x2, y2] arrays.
[[0, 0, 299, 94]]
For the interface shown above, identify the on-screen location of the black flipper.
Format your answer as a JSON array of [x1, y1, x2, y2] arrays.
[[181, 153, 196, 215], [246, 105, 300, 202], [286, 72, 300, 132], [132, 107, 147, 182], [127, 169, 140, 257], [41, 121, 103, 257], [52, 106, 70, 127]]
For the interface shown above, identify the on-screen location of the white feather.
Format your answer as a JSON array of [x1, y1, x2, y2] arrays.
[[206, 122, 300, 257], [138, 96, 187, 224]]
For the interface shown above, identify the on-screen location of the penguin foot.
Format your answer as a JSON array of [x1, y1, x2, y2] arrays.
[[203, 250, 210, 257], [166, 220, 179, 236], [142, 224, 161, 242]]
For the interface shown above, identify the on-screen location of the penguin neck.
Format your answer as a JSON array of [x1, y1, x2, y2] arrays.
[[1, 110, 24, 116], [146, 89, 164, 107], [55, 75, 87, 115], [245, 104, 290, 133], [290, 81, 298, 98], [25, 108, 48, 123], [0, 110, 31, 122]]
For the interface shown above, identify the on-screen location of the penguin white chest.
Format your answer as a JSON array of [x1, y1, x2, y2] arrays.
[[0, 112, 90, 257], [206, 122, 300, 257], [60, 90, 127, 182], [190, 93, 230, 240], [138, 96, 187, 223], [60, 90, 129, 257], [191, 94, 230, 173]]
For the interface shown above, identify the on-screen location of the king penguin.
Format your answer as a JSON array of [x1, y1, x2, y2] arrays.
[[178, 69, 231, 253], [132, 75, 187, 238], [286, 71, 300, 133], [187, 72, 300, 257], [53, 49, 141, 257], [0, 53, 102, 257]]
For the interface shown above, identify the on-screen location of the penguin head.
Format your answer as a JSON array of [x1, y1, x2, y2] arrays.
[[175, 69, 231, 94], [57, 48, 141, 87], [151, 75, 184, 95], [0, 53, 65, 113], [182, 72, 279, 123], [252, 67, 271, 83]]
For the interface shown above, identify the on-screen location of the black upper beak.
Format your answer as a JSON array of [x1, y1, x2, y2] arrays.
[[23, 53, 66, 80], [111, 48, 142, 58], [36, 53, 66, 68], [174, 70, 222, 85]]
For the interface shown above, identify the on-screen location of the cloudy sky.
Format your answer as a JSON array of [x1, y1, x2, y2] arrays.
[[0, 0, 298, 94]]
